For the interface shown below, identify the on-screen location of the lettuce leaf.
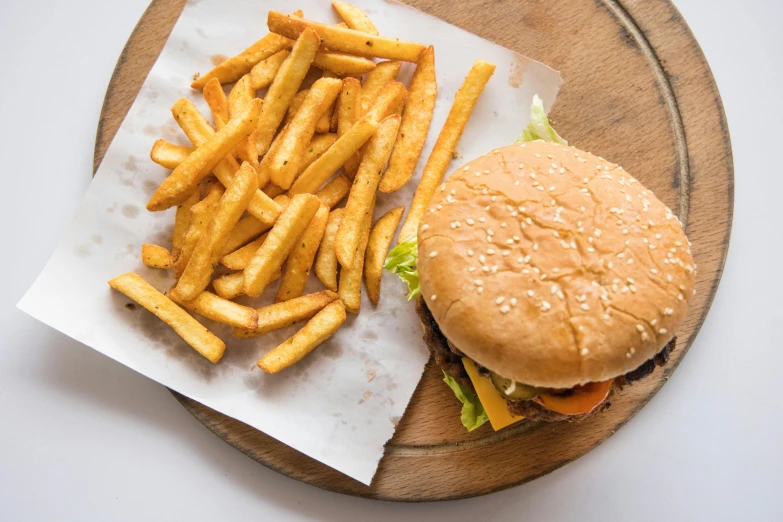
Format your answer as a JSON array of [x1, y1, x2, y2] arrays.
[[383, 235, 420, 300], [442, 371, 489, 431], [518, 94, 568, 145]]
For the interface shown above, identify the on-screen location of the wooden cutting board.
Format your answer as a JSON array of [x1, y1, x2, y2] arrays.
[[93, 0, 733, 501]]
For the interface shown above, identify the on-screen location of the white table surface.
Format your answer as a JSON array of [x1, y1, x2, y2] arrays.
[[1, 0, 779, 520]]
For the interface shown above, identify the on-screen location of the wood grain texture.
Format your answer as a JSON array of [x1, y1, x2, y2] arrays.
[[94, 0, 733, 501]]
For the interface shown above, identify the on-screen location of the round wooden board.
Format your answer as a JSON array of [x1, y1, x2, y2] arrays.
[[94, 0, 733, 502]]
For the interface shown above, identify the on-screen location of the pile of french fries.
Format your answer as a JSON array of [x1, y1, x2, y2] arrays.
[[109, 2, 495, 374]]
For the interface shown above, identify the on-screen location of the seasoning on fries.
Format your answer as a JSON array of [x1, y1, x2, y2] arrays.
[[141, 244, 173, 269], [234, 290, 339, 339], [364, 206, 404, 304], [315, 209, 344, 291]]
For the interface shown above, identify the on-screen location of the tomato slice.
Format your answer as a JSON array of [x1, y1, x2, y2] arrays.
[[533, 380, 613, 416]]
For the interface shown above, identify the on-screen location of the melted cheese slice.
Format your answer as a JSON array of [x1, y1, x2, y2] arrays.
[[462, 358, 524, 431]]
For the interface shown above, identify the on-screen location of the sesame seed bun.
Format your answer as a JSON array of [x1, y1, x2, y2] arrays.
[[417, 141, 695, 388]]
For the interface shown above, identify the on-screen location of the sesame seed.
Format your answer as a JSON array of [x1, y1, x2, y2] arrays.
[[479, 217, 486, 222], [502, 250, 510, 256], [500, 222, 506, 228], [641, 332, 650, 342], [560, 168, 565, 174], [535, 153, 541, 158], [552, 267, 560, 273], [659, 328, 668, 334], [500, 305, 510, 314], [479, 255, 486, 263], [548, 169, 554, 175], [429, 251, 437, 258], [463, 166, 470, 171], [505, 238, 514, 245], [628, 258, 634, 264], [558, 291, 565, 300], [526, 217, 533, 225], [580, 303, 590, 311], [421, 224, 429, 231], [517, 257, 524, 263], [664, 307, 673, 315], [477, 287, 483, 294], [527, 290, 534, 297], [630, 347, 636, 354], [523, 255, 531, 263], [537, 186, 545, 191], [513, 235, 520, 242], [496, 297, 505, 304], [483, 170, 490, 175], [580, 348, 590, 356], [603, 314, 611, 321], [491, 265, 499, 273], [518, 163, 524, 169], [667, 274, 673, 282], [431, 295, 437, 300], [678, 293, 684, 301], [437, 204, 442, 210], [547, 154, 554, 159], [636, 324, 645, 332], [622, 286, 629, 294], [530, 173, 537, 179], [551, 285, 558, 294], [468, 267, 476, 272], [533, 243, 539, 251], [450, 223, 456, 229], [467, 249, 474, 256], [487, 229, 494, 236], [466, 218, 475, 225], [608, 262, 614, 269], [487, 248, 495, 255], [541, 301, 551, 311], [587, 247, 596, 253], [594, 229, 602, 237], [440, 185, 446, 192], [553, 230, 560, 238], [626, 353, 632, 359]]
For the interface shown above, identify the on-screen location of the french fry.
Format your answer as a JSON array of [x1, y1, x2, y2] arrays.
[[288, 117, 378, 196], [399, 60, 496, 241], [284, 89, 309, 125], [263, 184, 285, 199], [364, 206, 404, 303], [220, 215, 269, 257], [267, 12, 424, 62], [213, 269, 282, 300], [380, 46, 436, 193], [174, 182, 225, 278], [148, 99, 262, 211], [337, 77, 361, 137], [335, 115, 401, 269], [338, 197, 373, 314], [314, 208, 344, 291], [315, 74, 338, 134], [108, 273, 225, 363], [243, 194, 321, 297], [171, 191, 199, 264], [364, 81, 407, 123], [276, 204, 329, 302], [360, 61, 402, 114], [227, 75, 260, 169], [233, 290, 339, 338], [176, 162, 260, 300], [220, 232, 268, 270], [332, 1, 380, 35], [315, 174, 352, 209], [191, 32, 291, 90], [256, 301, 347, 373], [313, 50, 376, 77], [303, 133, 338, 169], [141, 244, 172, 269], [268, 78, 343, 189], [170, 99, 282, 224], [256, 28, 321, 155], [250, 49, 290, 90], [202, 78, 229, 130], [167, 288, 258, 329], [150, 140, 193, 170]]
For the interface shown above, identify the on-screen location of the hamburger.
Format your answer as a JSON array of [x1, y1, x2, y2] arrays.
[[385, 97, 695, 431]]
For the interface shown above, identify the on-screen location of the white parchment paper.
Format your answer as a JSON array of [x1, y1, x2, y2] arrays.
[[18, 0, 561, 484]]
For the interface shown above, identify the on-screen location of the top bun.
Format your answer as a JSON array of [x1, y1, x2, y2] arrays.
[[417, 141, 695, 388]]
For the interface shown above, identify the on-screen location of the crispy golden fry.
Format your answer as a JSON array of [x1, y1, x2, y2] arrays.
[[337, 77, 361, 137], [234, 290, 339, 338], [364, 80, 407, 123], [360, 61, 402, 114], [399, 60, 496, 241], [338, 197, 373, 314], [364, 206, 404, 303], [315, 174, 351, 209], [288, 117, 378, 196], [315, 76, 338, 134], [256, 28, 320, 155], [276, 204, 329, 302], [171, 191, 199, 264], [202, 78, 229, 130], [174, 182, 225, 278], [176, 162, 260, 300], [303, 133, 338, 168], [313, 50, 376, 77], [141, 244, 172, 269], [314, 208, 344, 291], [191, 32, 291, 90], [220, 232, 268, 270], [336, 115, 401, 269], [170, 99, 281, 224], [250, 49, 290, 90], [212, 270, 280, 300], [332, 1, 379, 34], [220, 215, 269, 257], [227, 75, 260, 169], [167, 288, 258, 329], [284, 89, 309, 125], [268, 78, 343, 189], [243, 194, 321, 297], [263, 184, 285, 199], [148, 99, 261, 211], [150, 140, 194, 170], [109, 273, 225, 363], [256, 301, 346, 373], [380, 46, 436, 193], [267, 12, 424, 62]]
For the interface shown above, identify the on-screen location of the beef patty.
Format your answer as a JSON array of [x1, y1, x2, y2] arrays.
[[415, 297, 675, 423]]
